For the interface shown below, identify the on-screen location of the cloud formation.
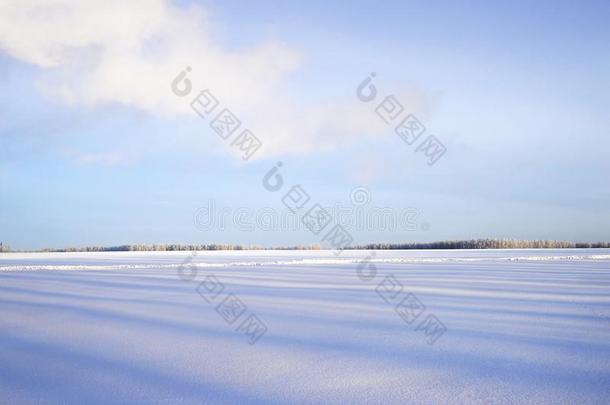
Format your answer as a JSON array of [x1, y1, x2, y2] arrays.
[[0, 0, 428, 158]]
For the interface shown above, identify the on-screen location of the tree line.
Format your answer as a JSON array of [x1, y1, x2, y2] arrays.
[[351, 239, 610, 250], [2, 239, 609, 252], [36, 244, 323, 253]]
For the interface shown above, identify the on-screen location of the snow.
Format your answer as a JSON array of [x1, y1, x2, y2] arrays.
[[1, 249, 609, 404]]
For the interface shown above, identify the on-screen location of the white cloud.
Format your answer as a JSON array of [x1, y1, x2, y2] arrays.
[[75, 151, 131, 166], [61, 148, 134, 166], [0, 0, 298, 113], [0, 0, 430, 158]]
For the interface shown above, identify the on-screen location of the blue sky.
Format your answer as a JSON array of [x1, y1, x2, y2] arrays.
[[1, 0, 609, 250]]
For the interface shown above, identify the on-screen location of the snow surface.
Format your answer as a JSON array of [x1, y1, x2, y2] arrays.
[[1, 249, 609, 404]]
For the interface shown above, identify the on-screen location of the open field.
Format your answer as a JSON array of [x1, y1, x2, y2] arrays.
[[1, 249, 610, 404]]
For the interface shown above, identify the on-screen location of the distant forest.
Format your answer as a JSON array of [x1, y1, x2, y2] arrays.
[[353, 239, 610, 250], [1, 239, 609, 253]]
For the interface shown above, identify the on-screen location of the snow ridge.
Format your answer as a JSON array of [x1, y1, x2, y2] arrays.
[[1, 254, 609, 271]]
